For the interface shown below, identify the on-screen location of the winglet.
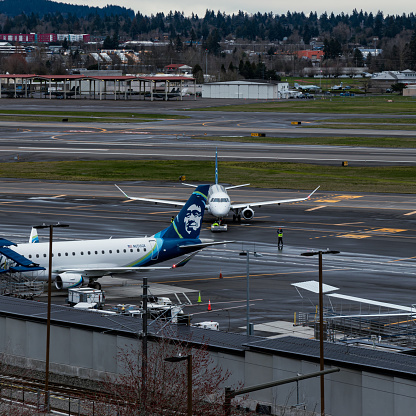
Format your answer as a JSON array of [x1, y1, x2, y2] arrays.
[[29, 227, 39, 244], [307, 186, 320, 199], [115, 184, 130, 199]]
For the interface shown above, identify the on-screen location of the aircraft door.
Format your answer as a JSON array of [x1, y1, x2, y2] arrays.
[[149, 239, 159, 260]]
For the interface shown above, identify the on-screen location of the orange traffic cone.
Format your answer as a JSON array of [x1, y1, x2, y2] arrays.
[[208, 300, 212, 311], [219, 270, 223, 279]]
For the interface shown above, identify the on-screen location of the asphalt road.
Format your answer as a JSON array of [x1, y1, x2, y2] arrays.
[[1, 180, 416, 335]]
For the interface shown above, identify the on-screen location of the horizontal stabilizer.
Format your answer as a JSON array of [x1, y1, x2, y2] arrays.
[[178, 240, 234, 250], [172, 251, 200, 268]]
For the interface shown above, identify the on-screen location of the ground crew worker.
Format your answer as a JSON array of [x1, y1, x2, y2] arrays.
[[277, 228, 283, 248], [171, 216, 174, 223]]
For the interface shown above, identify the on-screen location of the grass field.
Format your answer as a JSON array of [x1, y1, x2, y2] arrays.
[[2, 160, 415, 194], [195, 96, 416, 114], [193, 135, 416, 148], [0, 110, 188, 123]]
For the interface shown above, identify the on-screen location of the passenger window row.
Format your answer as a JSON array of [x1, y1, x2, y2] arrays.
[[28, 247, 146, 259]]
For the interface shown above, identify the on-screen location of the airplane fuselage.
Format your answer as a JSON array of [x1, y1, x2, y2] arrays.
[[12, 236, 200, 288], [207, 184, 231, 219]]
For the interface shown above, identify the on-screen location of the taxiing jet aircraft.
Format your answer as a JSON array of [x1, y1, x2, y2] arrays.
[[3, 185, 226, 290], [116, 151, 319, 230]]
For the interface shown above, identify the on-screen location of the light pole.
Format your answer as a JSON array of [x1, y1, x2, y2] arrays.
[[240, 247, 262, 335], [165, 354, 192, 416], [205, 49, 208, 78], [301, 249, 339, 416], [34, 223, 69, 409]]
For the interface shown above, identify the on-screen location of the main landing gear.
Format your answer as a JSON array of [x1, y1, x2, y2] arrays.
[[232, 213, 241, 223], [88, 280, 101, 290]]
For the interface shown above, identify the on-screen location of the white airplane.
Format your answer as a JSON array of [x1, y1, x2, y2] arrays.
[[1, 185, 226, 290], [116, 150, 320, 229]]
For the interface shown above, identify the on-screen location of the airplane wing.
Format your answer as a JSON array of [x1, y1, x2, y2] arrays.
[[225, 184, 250, 190], [57, 266, 173, 276], [181, 183, 198, 188], [55, 246, 226, 276], [230, 186, 320, 210], [115, 185, 186, 207]]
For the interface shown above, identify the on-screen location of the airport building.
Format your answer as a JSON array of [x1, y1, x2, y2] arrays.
[[202, 80, 290, 99], [1, 295, 416, 415]]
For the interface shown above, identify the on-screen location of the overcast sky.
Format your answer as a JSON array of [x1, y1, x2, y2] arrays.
[[66, 0, 415, 18]]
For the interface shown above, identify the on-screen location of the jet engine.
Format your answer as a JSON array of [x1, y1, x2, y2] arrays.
[[55, 272, 84, 290], [242, 207, 254, 220]]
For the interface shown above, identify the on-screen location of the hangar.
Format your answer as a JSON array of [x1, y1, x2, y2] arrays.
[[202, 80, 290, 99], [0, 73, 196, 101]]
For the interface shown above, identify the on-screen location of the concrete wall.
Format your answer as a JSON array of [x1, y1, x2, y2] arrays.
[[2, 315, 416, 415]]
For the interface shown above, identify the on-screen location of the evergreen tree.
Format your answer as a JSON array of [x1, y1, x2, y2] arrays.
[[353, 48, 364, 67]]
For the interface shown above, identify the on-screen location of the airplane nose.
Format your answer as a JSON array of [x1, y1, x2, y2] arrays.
[[212, 203, 230, 217]]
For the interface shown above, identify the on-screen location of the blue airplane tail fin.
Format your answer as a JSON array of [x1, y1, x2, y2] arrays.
[[154, 185, 209, 240]]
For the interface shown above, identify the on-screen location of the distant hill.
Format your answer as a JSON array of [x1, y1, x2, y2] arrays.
[[0, 0, 135, 18]]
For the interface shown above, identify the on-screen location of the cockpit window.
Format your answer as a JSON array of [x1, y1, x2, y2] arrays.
[[210, 198, 229, 202]]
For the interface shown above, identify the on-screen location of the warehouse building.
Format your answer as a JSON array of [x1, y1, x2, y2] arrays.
[[202, 80, 289, 99]]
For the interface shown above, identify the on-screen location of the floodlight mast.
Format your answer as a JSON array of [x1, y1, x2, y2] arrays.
[[34, 223, 69, 409], [300, 249, 340, 416]]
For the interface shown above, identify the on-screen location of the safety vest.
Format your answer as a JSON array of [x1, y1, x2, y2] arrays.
[[278, 232, 283, 237]]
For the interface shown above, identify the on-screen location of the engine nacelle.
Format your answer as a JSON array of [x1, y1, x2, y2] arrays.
[[242, 207, 254, 220], [55, 272, 84, 290]]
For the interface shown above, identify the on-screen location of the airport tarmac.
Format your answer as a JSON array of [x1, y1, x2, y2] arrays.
[[0, 98, 415, 166], [1, 180, 416, 335]]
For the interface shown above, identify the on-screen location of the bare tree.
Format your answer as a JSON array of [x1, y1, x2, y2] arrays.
[[2, 53, 29, 74], [87, 330, 254, 415], [0, 353, 41, 415]]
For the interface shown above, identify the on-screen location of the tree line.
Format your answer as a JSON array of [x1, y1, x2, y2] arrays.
[[1, 1, 416, 47], [1, 0, 416, 76]]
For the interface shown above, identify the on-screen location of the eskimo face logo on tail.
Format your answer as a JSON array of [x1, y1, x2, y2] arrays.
[[154, 185, 209, 240], [184, 204, 202, 235]]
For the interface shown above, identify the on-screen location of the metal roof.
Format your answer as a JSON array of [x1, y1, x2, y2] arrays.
[[3, 296, 416, 377], [292, 280, 339, 294], [327, 293, 413, 312], [0, 74, 194, 82], [246, 336, 416, 378], [0, 295, 257, 353]]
